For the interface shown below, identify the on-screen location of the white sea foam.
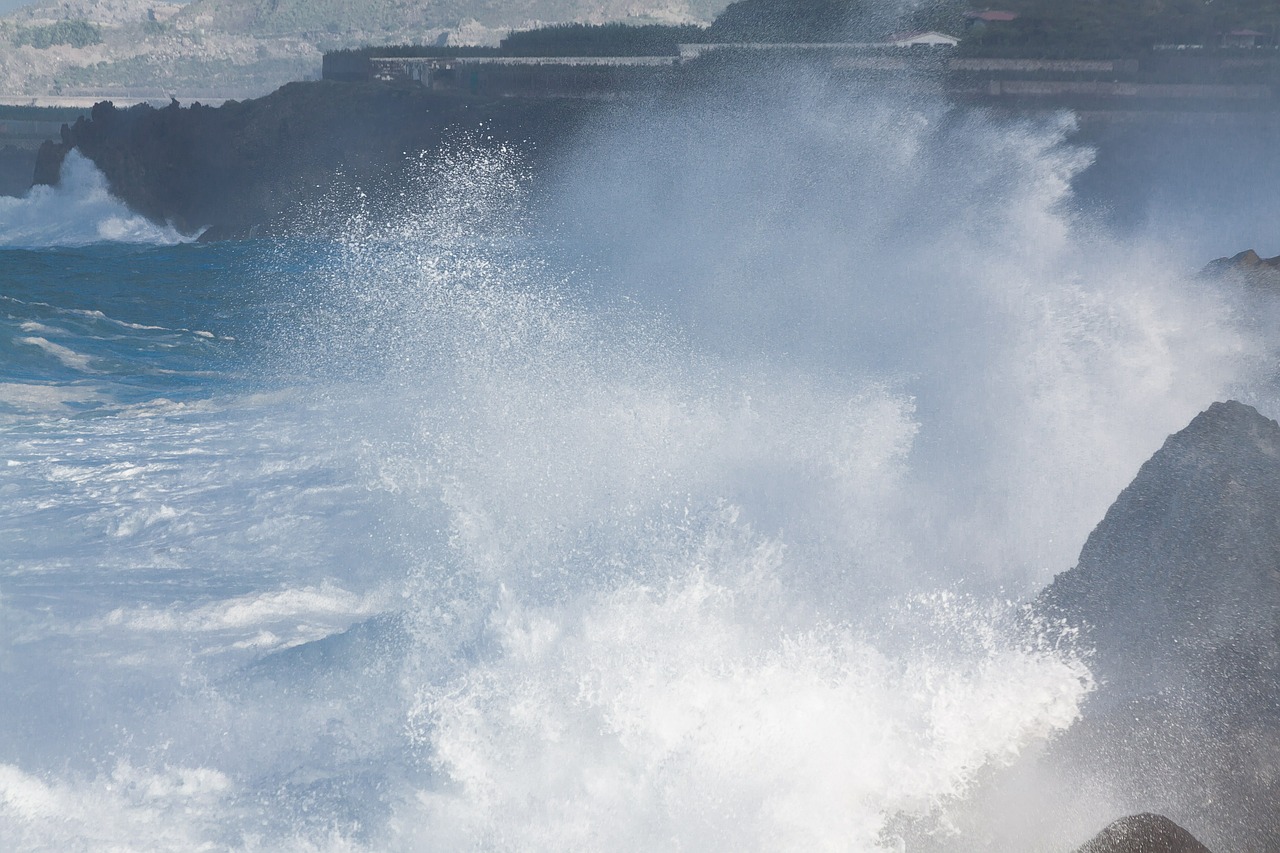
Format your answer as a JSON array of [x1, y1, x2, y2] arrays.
[[0, 381, 105, 412], [16, 336, 96, 371], [407, 563, 1091, 852], [0, 151, 193, 247], [0, 763, 232, 852], [0, 74, 1274, 852], [100, 581, 384, 647]]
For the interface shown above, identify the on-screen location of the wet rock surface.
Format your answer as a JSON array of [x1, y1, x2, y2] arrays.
[[1073, 813, 1213, 853], [1041, 400, 1280, 691], [1202, 248, 1280, 278], [1042, 400, 1280, 851]]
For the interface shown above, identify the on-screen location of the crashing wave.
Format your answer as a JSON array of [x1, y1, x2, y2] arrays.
[[0, 151, 194, 247]]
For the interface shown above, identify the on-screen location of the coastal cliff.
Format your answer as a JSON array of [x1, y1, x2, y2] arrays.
[[34, 81, 597, 239]]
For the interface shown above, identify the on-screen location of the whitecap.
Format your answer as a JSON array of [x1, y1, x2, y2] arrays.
[[16, 336, 95, 372], [0, 151, 194, 248]]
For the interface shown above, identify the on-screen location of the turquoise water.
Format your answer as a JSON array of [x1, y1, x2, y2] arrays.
[[0, 244, 251, 401], [0, 239, 395, 783], [0, 97, 1274, 851]]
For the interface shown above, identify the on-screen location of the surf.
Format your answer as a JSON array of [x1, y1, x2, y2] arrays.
[[0, 74, 1274, 851]]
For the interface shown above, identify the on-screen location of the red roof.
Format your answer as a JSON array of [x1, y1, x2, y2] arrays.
[[965, 10, 1019, 22]]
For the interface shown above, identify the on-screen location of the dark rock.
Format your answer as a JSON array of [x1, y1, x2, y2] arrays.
[[1074, 813, 1213, 853], [1041, 400, 1280, 692], [36, 81, 600, 238], [1041, 400, 1280, 851], [32, 137, 64, 188], [1201, 248, 1280, 279]]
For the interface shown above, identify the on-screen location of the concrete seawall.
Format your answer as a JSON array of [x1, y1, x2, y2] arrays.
[[332, 49, 1280, 111]]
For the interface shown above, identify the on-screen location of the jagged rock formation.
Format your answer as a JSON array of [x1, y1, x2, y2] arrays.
[[1201, 248, 1280, 279], [1041, 400, 1280, 692], [1073, 814, 1213, 853], [34, 82, 598, 237], [1041, 400, 1280, 851]]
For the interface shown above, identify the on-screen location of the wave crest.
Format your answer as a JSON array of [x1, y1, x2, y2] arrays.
[[0, 151, 194, 248]]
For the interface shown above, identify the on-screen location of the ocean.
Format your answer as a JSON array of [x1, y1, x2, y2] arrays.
[[0, 88, 1274, 851]]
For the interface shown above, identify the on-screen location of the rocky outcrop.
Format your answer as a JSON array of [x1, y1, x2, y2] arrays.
[[1041, 400, 1280, 691], [1041, 400, 1280, 851], [1201, 248, 1280, 278], [1073, 814, 1213, 853], [34, 81, 598, 238]]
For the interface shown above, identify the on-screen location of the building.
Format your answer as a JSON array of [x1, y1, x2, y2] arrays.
[[1221, 29, 1268, 49], [963, 10, 1019, 35], [887, 31, 960, 48], [365, 54, 679, 97]]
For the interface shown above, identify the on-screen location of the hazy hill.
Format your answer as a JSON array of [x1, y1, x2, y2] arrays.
[[180, 0, 721, 37], [0, 0, 726, 100]]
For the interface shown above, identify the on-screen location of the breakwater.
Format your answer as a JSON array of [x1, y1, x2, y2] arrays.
[[326, 46, 1280, 111]]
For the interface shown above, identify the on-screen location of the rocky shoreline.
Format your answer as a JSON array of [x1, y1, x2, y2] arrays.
[[33, 81, 601, 239], [29, 75, 1280, 247]]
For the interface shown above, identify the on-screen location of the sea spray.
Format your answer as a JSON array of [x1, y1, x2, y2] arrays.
[[0, 151, 193, 247], [267, 85, 1254, 847], [404, 559, 1092, 851], [548, 79, 1261, 589], [0, 71, 1273, 851], [257, 117, 1100, 849]]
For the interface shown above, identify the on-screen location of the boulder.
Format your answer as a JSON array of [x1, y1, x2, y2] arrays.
[[1040, 399, 1280, 694], [1074, 813, 1213, 853], [1040, 400, 1280, 851]]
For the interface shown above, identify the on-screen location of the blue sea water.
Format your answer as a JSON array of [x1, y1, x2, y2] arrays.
[[0, 97, 1274, 851]]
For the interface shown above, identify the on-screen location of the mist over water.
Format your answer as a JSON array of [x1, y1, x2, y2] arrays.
[[1, 73, 1276, 850], [546, 79, 1263, 590]]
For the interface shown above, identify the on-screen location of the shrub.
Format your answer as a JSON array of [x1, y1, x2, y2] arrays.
[[14, 20, 103, 50]]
